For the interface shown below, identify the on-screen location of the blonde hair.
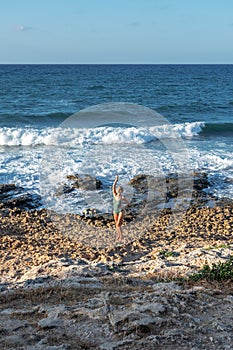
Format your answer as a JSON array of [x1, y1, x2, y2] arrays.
[[117, 186, 123, 194]]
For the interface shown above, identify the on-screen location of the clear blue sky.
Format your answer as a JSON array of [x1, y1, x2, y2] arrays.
[[1, 0, 233, 64]]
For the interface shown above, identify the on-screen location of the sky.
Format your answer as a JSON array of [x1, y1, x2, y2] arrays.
[[1, 0, 233, 64]]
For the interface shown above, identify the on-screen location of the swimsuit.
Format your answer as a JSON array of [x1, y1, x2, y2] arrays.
[[113, 197, 122, 214]]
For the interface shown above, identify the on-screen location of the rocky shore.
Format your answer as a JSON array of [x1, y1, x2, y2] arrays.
[[0, 173, 233, 349]]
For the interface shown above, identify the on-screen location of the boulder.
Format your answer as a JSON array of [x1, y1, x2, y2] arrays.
[[67, 174, 102, 191], [192, 172, 210, 191], [128, 172, 211, 202], [56, 174, 103, 197], [38, 317, 63, 329], [0, 184, 41, 210]]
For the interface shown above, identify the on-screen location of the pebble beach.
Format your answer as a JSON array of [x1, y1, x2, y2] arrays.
[[0, 183, 233, 349], [1, 199, 233, 284]]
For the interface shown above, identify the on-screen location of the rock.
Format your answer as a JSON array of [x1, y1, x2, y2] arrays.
[[128, 174, 152, 192], [0, 184, 19, 196], [18, 266, 43, 283], [192, 172, 210, 190], [56, 185, 74, 195], [0, 262, 233, 349], [0, 184, 233, 349], [128, 173, 177, 201], [82, 208, 100, 217], [67, 173, 102, 190], [34, 345, 69, 350], [0, 183, 41, 210], [108, 301, 166, 331], [6, 193, 41, 210], [37, 346, 70, 350], [56, 174, 103, 197], [127, 172, 215, 209], [38, 317, 63, 329], [3, 335, 25, 347]]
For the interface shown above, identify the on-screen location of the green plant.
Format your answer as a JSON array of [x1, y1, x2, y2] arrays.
[[206, 244, 229, 251], [159, 250, 177, 258], [190, 256, 233, 282]]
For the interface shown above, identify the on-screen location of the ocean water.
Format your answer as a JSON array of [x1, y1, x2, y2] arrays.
[[0, 64, 232, 214]]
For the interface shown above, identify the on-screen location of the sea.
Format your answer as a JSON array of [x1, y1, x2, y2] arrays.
[[0, 64, 233, 214]]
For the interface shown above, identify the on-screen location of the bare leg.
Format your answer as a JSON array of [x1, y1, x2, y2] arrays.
[[114, 213, 120, 239], [114, 212, 124, 241], [117, 211, 124, 226], [116, 212, 124, 241], [116, 225, 123, 241]]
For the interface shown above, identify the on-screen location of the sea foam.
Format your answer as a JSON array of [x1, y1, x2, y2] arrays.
[[0, 121, 205, 147]]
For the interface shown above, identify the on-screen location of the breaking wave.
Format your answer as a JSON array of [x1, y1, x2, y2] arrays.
[[0, 121, 205, 147]]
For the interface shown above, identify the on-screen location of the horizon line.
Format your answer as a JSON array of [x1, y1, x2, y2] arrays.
[[0, 62, 233, 65]]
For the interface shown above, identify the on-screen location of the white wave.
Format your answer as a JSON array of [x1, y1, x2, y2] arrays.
[[0, 121, 205, 147], [190, 149, 233, 173]]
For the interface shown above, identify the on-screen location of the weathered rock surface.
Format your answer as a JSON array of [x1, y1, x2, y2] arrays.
[[55, 174, 103, 198], [66, 173, 102, 190], [0, 183, 41, 210], [0, 277, 232, 349], [128, 171, 211, 206], [0, 177, 233, 349], [0, 201, 233, 282]]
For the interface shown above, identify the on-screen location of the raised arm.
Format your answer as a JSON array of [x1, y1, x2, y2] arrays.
[[112, 175, 118, 196]]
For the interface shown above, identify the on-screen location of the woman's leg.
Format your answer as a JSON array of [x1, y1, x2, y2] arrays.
[[114, 213, 119, 226], [114, 212, 123, 241], [116, 212, 124, 240], [117, 211, 124, 226]]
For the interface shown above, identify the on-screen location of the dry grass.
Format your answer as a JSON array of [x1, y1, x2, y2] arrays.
[[0, 285, 100, 310]]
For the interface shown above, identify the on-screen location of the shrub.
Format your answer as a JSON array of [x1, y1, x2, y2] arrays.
[[190, 256, 233, 282]]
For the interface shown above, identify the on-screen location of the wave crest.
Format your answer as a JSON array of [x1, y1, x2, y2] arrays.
[[0, 122, 205, 147]]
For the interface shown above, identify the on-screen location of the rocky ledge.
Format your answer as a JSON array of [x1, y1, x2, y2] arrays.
[[0, 173, 233, 349], [0, 276, 233, 350]]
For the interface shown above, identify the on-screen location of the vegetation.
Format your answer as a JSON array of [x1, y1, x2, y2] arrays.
[[205, 244, 229, 251], [159, 249, 178, 258], [190, 256, 233, 282]]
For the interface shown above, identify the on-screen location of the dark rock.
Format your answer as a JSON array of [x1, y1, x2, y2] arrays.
[[56, 174, 103, 197], [192, 172, 210, 191], [128, 172, 213, 206], [55, 185, 74, 196], [82, 208, 101, 217], [67, 174, 102, 191], [128, 174, 171, 200], [0, 184, 23, 199], [128, 174, 165, 196], [128, 174, 150, 193], [4, 193, 41, 210], [165, 174, 179, 199], [0, 183, 41, 210]]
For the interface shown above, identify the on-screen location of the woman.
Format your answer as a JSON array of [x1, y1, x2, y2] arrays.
[[112, 175, 130, 241]]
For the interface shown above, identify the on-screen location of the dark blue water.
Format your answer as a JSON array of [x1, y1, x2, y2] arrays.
[[0, 64, 232, 211], [1, 64, 233, 126]]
